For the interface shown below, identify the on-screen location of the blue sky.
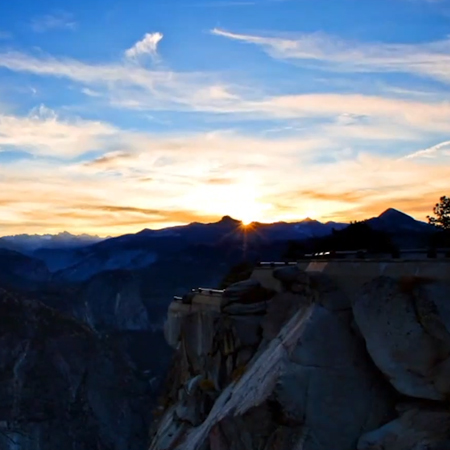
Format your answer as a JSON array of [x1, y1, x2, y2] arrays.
[[0, 0, 449, 235]]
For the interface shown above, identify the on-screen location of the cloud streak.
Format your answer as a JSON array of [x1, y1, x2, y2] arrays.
[[211, 28, 450, 84], [0, 49, 449, 135], [404, 140, 450, 159]]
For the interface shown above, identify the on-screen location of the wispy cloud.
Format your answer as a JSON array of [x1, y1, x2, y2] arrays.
[[0, 105, 115, 157], [81, 87, 102, 97], [30, 12, 77, 33], [211, 28, 450, 84], [0, 49, 449, 135], [404, 140, 450, 159], [0, 50, 242, 112], [125, 32, 163, 61]]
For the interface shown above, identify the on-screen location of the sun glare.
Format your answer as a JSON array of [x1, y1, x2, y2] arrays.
[[182, 180, 272, 226], [241, 217, 254, 226]]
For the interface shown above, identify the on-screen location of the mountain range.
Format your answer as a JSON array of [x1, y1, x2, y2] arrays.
[[0, 231, 105, 252], [0, 208, 435, 282]]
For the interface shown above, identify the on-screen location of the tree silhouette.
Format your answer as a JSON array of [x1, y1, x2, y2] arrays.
[[427, 196, 450, 230]]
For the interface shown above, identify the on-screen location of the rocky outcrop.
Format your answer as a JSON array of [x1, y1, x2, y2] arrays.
[[151, 272, 396, 450], [358, 403, 450, 450], [0, 289, 152, 450], [353, 276, 450, 401], [151, 266, 450, 450]]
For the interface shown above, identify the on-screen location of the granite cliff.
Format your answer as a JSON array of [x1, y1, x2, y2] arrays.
[[0, 288, 152, 450], [150, 259, 450, 450]]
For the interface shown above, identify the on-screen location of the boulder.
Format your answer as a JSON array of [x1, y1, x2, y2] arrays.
[[223, 280, 271, 305], [353, 276, 450, 400], [358, 404, 450, 450]]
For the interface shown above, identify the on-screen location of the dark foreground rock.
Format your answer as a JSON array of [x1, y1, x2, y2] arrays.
[[151, 277, 395, 450], [151, 268, 450, 450], [0, 289, 152, 450], [353, 276, 450, 401]]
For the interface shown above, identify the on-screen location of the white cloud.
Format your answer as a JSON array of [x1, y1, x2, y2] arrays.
[[0, 50, 449, 135], [0, 105, 116, 157], [31, 12, 77, 32], [0, 50, 240, 112], [81, 87, 102, 97], [404, 140, 450, 159], [211, 28, 450, 84], [125, 32, 163, 61]]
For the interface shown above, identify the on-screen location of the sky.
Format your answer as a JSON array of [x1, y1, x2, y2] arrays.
[[0, 0, 450, 235]]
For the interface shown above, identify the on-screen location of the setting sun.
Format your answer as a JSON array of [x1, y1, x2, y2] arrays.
[[241, 218, 254, 226]]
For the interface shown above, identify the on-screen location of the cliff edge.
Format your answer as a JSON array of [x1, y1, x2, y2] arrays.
[[150, 259, 450, 450]]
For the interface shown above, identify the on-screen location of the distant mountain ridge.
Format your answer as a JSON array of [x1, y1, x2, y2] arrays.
[[0, 209, 431, 249], [0, 231, 106, 252], [0, 209, 435, 283]]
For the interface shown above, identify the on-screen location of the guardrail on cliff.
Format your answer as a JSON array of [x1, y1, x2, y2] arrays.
[[173, 288, 225, 303], [257, 248, 450, 266]]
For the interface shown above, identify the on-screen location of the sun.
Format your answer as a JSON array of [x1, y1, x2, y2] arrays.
[[241, 217, 254, 226]]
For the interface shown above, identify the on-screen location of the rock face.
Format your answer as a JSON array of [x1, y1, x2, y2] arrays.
[[358, 404, 450, 450], [0, 289, 151, 450], [0, 248, 50, 289], [151, 267, 450, 450], [150, 273, 395, 450], [77, 270, 150, 332], [353, 276, 450, 401]]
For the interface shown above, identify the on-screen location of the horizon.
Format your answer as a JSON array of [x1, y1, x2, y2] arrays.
[[0, 207, 426, 239], [1, 0, 449, 235]]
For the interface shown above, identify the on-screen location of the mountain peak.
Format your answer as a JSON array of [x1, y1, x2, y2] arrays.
[[378, 208, 413, 221], [301, 217, 322, 224], [219, 215, 240, 224]]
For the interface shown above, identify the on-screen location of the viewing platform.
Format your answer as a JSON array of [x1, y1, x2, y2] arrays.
[[165, 249, 450, 348], [169, 248, 450, 315], [252, 250, 450, 298]]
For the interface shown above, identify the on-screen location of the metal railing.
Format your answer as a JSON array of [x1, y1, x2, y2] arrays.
[[193, 288, 225, 295], [256, 248, 450, 266], [258, 261, 299, 267]]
